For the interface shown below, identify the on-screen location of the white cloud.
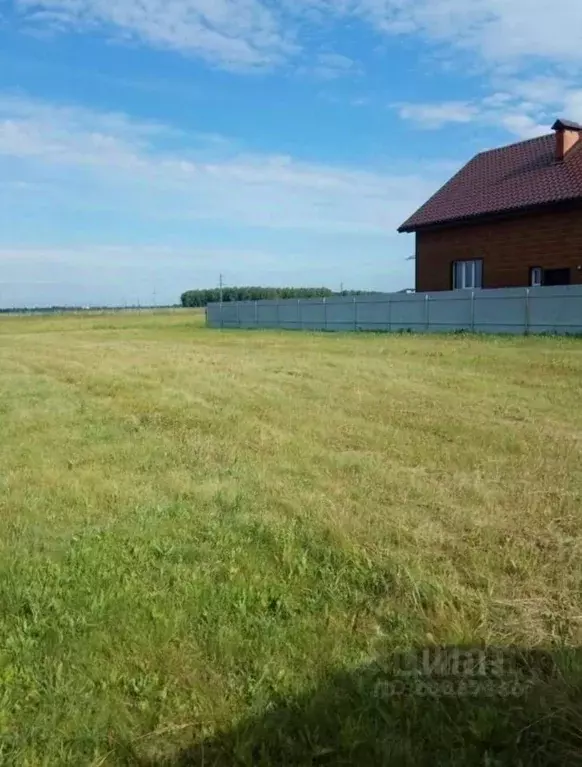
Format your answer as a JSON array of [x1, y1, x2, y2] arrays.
[[0, 92, 433, 304], [504, 78, 582, 125], [395, 97, 551, 139], [0, 245, 276, 270], [496, 113, 548, 140], [395, 101, 478, 128], [292, 0, 582, 69], [0, 244, 287, 306], [14, 0, 295, 68], [13, 0, 582, 73], [503, 77, 567, 106], [0, 93, 443, 235], [395, 76, 582, 139], [0, 240, 416, 307], [295, 52, 362, 80]]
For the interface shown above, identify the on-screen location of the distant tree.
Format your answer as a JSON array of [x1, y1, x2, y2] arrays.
[[181, 286, 344, 308]]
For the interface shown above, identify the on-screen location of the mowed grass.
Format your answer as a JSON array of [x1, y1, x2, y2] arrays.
[[1, 310, 582, 766]]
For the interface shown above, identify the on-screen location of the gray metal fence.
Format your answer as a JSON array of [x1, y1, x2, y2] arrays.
[[206, 285, 582, 335]]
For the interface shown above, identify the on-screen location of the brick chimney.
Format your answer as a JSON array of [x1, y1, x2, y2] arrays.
[[552, 119, 582, 161]]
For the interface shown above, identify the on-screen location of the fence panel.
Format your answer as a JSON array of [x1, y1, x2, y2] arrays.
[[214, 302, 239, 328], [277, 301, 302, 330], [237, 302, 257, 328], [528, 286, 582, 334], [325, 297, 357, 331], [299, 300, 327, 330], [355, 297, 391, 331], [426, 291, 473, 332], [205, 286, 582, 336], [256, 301, 279, 328], [388, 294, 428, 332], [472, 288, 527, 334]]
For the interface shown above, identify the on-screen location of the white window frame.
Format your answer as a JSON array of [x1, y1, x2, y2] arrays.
[[530, 267, 543, 287], [452, 260, 483, 290]]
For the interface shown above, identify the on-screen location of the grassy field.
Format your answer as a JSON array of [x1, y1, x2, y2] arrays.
[[1, 310, 582, 766]]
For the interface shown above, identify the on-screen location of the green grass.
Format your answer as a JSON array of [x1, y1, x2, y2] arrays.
[[1, 310, 582, 765]]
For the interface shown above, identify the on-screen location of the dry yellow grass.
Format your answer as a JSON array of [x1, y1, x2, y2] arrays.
[[0, 310, 581, 765]]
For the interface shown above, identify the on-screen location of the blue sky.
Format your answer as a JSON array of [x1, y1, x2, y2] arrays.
[[1, 1, 581, 306]]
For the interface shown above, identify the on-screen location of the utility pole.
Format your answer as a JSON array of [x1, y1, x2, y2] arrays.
[[340, 282, 344, 294], [219, 273, 224, 303]]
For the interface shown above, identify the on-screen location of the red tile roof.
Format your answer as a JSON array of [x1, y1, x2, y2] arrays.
[[398, 129, 582, 232]]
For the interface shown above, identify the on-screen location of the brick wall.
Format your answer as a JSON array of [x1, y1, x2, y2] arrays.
[[416, 207, 582, 292]]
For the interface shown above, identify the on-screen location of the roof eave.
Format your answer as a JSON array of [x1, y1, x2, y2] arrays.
[[398, 196, 582, 234]]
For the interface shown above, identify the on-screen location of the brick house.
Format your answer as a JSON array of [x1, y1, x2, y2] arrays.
[[399, 120, 582, 292]]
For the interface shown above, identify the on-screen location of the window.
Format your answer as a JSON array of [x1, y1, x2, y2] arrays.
[[530, 267, 543, 287], [452, 260, 483, 290], [543, 268, 571, 286]]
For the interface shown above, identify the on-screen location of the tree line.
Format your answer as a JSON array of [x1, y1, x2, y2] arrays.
[[181, 287, 375, 307]]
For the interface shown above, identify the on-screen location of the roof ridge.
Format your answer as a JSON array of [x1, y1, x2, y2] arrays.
[[474, 133, 552, 158]]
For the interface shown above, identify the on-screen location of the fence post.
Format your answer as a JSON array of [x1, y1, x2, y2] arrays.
[[275, 300, 280, 329], [323, 296, 327, 331], [236, 301, 240, 329], [387, 297, 392, 332], [471, 290, 475, 332], [220, 301, 224, 330], [254, 300, 258, 328], [424, 294, 430, 332], [353, 297, 357, 331], [524, 288, 530, 335], [298, 299, 301, 330]]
